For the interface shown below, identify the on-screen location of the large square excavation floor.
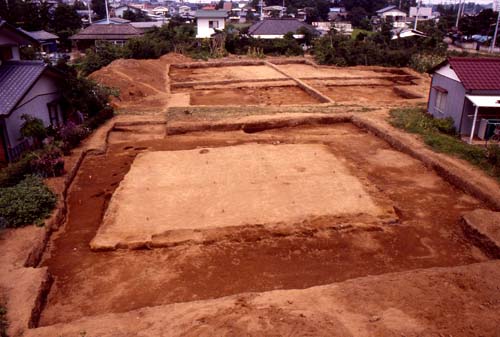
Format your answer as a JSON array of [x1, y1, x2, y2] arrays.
[[91, 144, 386, 250]]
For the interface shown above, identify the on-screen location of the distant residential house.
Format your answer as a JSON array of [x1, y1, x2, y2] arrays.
[[262, 5, 285, 19], [152, 6, 169, 16], [0, 21, 64, 162], [113, 5, 142, 18], [0, 20, 37, 61], [427, 57, 500, 142], [375, 5, 407, 28], [332, 21, 353, 35], [195, 10, 227, 38], [130, 21, 167, 32], [20, 29, 59, 53], [328, 7, 348, 21], [248, 18, 316, 39], [69, 24, 143, 51], [409, 6, 437, 20]]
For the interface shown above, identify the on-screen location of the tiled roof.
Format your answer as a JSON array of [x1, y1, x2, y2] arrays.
[[195, 10, 228, 18], [0, 61, 47, 116], [0, 20, 39, 45], [448, 57, 500, 91], [19, 29, 59, 41], [248, 19, 315, 36], [70, 23, 142, 40]]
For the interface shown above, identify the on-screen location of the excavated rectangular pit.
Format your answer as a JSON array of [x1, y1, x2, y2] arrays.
[[173, 85, 321, 106], [170, 65, 286, 83], [91, 144, 396, 250], [38, 123, 489, 327]]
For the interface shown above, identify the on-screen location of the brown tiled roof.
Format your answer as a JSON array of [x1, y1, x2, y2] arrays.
[[448, 57, 500, 91], [70, 23, 142, 40]]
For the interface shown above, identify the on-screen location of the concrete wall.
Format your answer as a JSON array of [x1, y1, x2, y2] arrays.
[[4, 73, 62, 149], [428, 73, 466, 132], [196, 18, 225, 38]]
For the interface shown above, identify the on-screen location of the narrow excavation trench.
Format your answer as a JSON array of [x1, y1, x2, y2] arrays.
[[37, 123, 490, 326]]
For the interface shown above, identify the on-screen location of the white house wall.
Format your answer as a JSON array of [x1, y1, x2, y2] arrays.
[[196, 18, 226, 38], [5, 75, 61, 148]]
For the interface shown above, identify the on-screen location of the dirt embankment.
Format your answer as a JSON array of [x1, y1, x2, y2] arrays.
[[89, 53, 191, 113]]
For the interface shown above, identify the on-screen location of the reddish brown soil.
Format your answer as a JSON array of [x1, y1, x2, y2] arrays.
[[39, 123, 488, 326], [185, 86, 320, 106]]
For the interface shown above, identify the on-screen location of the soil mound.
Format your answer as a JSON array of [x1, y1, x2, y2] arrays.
[[89, 53, 191, 112]]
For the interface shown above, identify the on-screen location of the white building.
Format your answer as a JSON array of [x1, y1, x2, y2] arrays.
[[376, 5, 407, 28], [195, 10, 227, 38], [409, 7, 436, 20]]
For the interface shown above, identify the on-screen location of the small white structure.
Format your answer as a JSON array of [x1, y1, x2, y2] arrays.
[[376, 5, 407, 28], [152, 6, 169, 16], [409, 7, 436, 20], [195, 10, 227, 38], [333, 22, 353, 35]]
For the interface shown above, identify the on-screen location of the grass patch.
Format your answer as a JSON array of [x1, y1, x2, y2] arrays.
[[389, 107, 500, 180]]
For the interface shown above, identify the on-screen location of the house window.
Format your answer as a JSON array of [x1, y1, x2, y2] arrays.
[[47, 102, 60, 127], [209, 20, 219, 29], [435, 91, 447, 114]]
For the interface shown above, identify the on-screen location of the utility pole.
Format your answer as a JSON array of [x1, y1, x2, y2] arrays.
[[104, 0, 110, 24], [455, 0, 462, 28], [87, 1, 93, 24], [491, 9, 500, 53], [259, 0, 263, 20], [414, 0, 421, 30]]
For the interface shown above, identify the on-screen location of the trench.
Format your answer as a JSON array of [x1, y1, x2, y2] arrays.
[[35, 121, 492, 327]]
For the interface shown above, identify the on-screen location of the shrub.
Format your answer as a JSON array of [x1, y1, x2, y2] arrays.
[[0, 175, 56, 228], [0, 155, 34, 188], [0, 305, 7, 337], [57, 121, 90, 153], [20, 114, 47, 142], [83, 106, 114, 130], [27, 146, 65, 178], [389, 107, 500, 181]]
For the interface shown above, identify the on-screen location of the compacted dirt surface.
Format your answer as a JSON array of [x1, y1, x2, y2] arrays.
[[38, 123, 490, 328]]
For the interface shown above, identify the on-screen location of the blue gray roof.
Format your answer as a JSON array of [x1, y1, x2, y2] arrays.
[[0, 61, 47, 116], [195, 10, 228, 18], [248, 19, 315, 36]]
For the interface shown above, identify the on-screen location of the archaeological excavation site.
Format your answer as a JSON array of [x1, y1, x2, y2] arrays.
[[3, 58, 500, 337]]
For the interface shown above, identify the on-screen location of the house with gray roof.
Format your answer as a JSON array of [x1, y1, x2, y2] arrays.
[[248, 19, 316, 39], [0, 61, 64, 163], [19, 29, 59, 53], [69, 23, 143, 51], [0, 21, 65, 162], [0, 20, 38, 61]]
